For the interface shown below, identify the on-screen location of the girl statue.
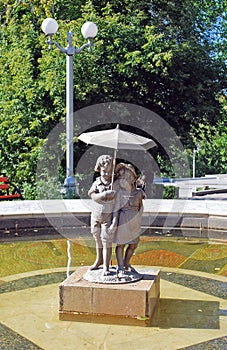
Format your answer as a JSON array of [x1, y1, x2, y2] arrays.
[[109, 163, 146, 277]]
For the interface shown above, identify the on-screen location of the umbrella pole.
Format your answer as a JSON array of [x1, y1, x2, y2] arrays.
[[111, 149, 117, 189]]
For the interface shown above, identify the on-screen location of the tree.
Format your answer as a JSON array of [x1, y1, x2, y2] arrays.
[[0, 0, 226, 198], [190, 93, 227, 176]]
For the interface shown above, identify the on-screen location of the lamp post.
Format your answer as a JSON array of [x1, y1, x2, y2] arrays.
[[41, 18, 98, 198], [192, 144, 200, 178]]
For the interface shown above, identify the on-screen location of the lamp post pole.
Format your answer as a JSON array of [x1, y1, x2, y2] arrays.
[[66, 49, 74, 182], [192, 144, 200, 178], [192, 148, 196, 178], [41, 19, 98, 198]]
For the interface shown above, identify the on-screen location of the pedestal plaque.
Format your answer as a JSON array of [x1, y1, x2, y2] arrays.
[[59, 266, 160, 326]]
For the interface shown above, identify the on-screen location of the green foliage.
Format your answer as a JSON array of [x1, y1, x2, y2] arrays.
[[188, 90, 227, 177], [0, 0, 226, 198], [190, 121, 227, 177], [163, 186, 178, 199]]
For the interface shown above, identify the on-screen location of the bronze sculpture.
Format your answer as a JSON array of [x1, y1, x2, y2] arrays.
[[88, 156, 145, 279]]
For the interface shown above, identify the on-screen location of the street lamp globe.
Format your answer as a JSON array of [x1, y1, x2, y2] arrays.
[[81, 21, 98, 39], [41, 18, 58, 35]]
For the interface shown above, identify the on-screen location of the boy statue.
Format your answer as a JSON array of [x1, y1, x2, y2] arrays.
[[88, 155, 116, 276]]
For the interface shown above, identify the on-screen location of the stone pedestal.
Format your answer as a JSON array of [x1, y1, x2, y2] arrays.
[[59, 266, 160, 326]]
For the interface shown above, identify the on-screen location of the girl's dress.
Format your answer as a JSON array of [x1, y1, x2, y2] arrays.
[[114, 188, 144, 245]]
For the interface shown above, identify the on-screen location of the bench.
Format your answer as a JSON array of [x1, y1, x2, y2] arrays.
[[0, 176, 23, 201], [192, 188, 227, 197]]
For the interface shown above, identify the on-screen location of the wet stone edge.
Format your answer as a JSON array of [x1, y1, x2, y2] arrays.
[[178, 335, 227, 350], [160, 271, 227, 299], [0, 272, 66, 294], [0, 323, 44, 350]]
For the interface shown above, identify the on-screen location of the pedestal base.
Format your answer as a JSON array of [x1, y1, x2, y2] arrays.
[[59, 266, 160, 326]]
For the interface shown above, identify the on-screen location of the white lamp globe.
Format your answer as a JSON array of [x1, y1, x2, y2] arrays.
[[41, 18, 58, 35], [81, 22, 98, 39]]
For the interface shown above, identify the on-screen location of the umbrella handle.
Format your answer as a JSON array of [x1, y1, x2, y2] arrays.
[[111, 149, 117, 189]]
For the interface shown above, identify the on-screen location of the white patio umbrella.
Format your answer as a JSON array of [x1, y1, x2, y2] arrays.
[[78, 124, 156, 186]]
